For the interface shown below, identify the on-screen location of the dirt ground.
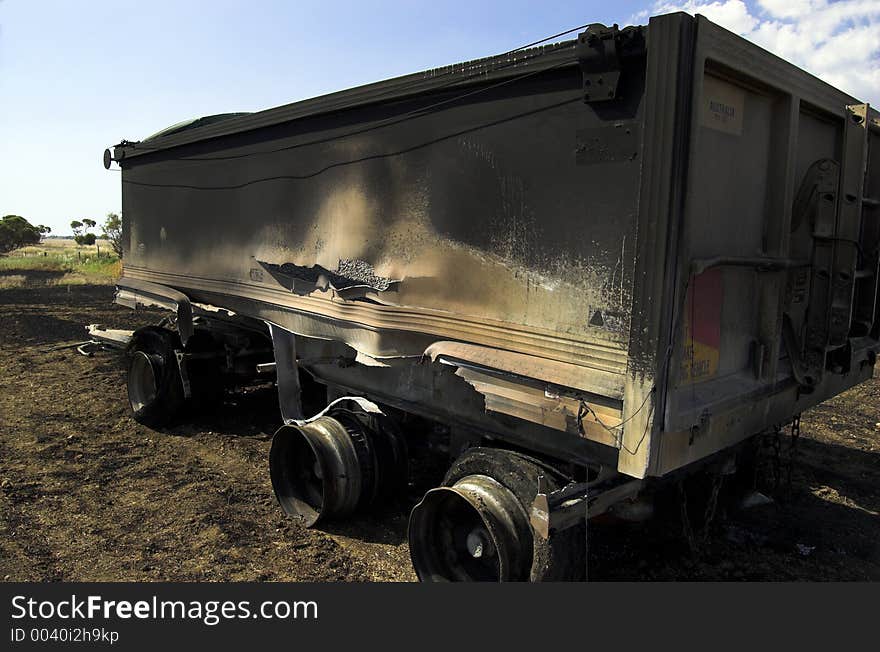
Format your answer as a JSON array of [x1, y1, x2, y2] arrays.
[[1, 273, 878, 581]]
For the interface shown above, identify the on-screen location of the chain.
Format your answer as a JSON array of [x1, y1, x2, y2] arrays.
[[678, 480, 698, 555], [583, 485, 589, 582], [787, 415, 801, 488], [701, 471, 723, 545], [679, 470, 725, 554]]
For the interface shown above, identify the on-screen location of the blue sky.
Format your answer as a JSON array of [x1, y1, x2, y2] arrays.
[[1, 0, 877, 234]]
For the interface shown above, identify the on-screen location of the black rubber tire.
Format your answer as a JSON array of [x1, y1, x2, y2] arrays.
[[126, 327, 186, 428], [442, 447, 584, 581]]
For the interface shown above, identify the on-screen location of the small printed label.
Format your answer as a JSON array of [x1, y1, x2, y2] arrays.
[[700, 75, 745, 136]]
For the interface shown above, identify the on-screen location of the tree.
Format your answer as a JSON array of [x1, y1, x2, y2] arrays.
[[0, 215, 42, 253], [82, 219, 99, 254], [37, 225, 51, 241], [102, 212, 123, 257], [72, 219, 98, 251]]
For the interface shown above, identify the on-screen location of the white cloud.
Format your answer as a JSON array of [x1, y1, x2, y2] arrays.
[[755, 0, 820, 20], [639, 0, 880, 103]]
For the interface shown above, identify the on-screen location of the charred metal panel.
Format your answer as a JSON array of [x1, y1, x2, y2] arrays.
[[119, 46, 646, 397], [112, 14, 880, 479]]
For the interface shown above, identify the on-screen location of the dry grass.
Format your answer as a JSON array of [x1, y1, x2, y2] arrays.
[[0, 239, 120, 287], [0, 274, 26, 289], [9, 238, 110, 257]]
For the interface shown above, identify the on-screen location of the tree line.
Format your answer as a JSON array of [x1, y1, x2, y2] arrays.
[[0, 216, 50, 253], [0, 213, 122, 256]]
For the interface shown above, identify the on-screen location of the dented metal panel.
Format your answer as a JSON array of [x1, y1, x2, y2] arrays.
[[113, 12, 880, 480]]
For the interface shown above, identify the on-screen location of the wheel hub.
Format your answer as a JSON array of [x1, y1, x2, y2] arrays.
[[466, 529, 493, 559], [408, 474, 532, 581]]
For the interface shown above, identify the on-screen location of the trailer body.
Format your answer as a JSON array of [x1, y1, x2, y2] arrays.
[[112, 12, 880, 486]]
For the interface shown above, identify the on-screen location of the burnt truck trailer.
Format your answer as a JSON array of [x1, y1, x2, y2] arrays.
[[106, 12, 880, 581]]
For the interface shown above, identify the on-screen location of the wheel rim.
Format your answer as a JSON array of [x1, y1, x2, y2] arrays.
[[269, 417, 363, 527], [129, 351, 158, 412], [270, 408, 408, 528], [408, 474, 532, 582]]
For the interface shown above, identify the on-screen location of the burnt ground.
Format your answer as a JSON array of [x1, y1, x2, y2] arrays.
[[0, 272, 878, 581]]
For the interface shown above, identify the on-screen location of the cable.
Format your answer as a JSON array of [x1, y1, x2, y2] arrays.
[[117, 21, 591, 157], [121, 51, 539, 158], [577, 386, 655, 456], [621, 402, 655, 457], [164, 58, 570, 163], [121, 95, 580, 191], [494, 22, 593, 56]]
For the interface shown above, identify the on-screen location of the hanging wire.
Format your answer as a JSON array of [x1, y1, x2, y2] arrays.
[[113, 20, 593, 159], [121, 94, 580, 191], [161, 59, 571, 163]]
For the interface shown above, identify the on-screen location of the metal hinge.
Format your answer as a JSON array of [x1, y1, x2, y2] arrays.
[[577, 24, 645, 103]]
